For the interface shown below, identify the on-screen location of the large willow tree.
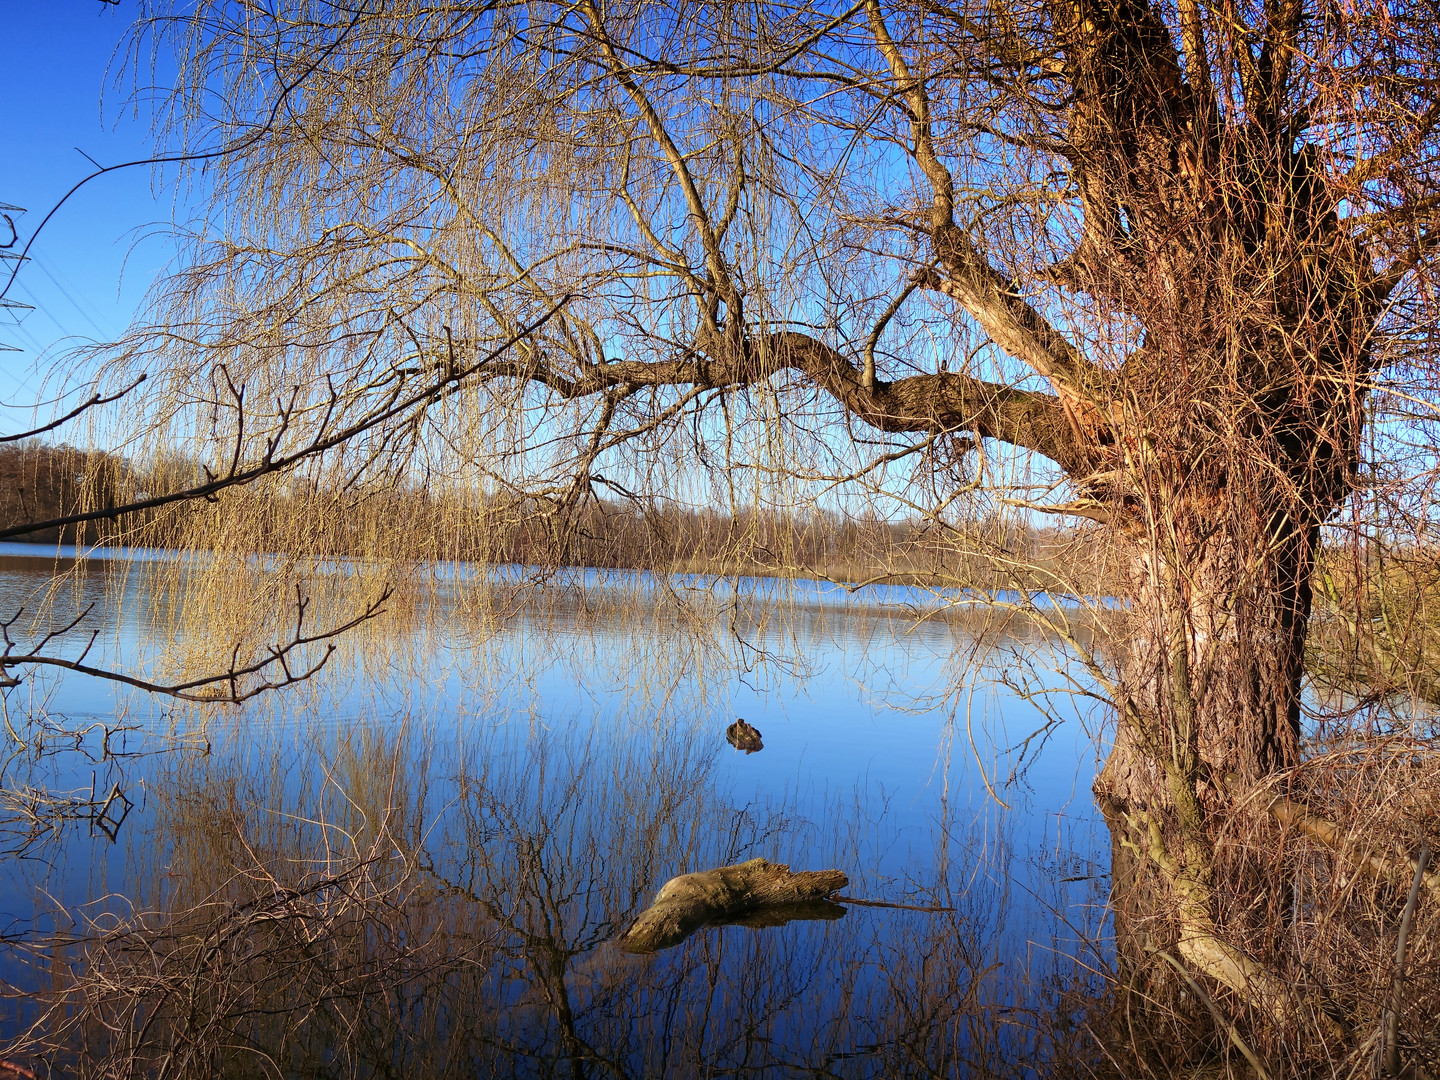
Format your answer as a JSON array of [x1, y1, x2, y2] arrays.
[[75, 0, 1439, 1048]]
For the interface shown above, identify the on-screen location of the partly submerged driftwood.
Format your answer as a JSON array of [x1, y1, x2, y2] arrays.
[[618, 858, 848, 953]]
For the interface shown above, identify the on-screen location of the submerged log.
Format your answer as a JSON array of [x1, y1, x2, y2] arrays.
[[618, 858, 848, 953]]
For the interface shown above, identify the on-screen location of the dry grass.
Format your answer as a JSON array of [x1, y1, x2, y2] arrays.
[[1084, 736, 1440, 1079], [1309, 549, 1440, 714]]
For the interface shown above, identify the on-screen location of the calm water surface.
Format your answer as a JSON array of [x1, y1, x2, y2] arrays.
[[0, 543, 1112, 1076]]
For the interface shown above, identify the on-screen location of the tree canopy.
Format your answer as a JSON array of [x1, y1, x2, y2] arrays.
[[86, 0, 1433, 518]]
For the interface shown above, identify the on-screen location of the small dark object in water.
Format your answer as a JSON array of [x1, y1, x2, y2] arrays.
[[726, 719, 763, 753]]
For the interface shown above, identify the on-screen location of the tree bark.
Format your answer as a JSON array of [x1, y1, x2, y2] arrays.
[[1088, 494, 1358, 1028], [1096, 512, 1317, 818]]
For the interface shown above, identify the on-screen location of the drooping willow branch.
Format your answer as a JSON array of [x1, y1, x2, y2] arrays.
[[0, 299, 573, 540]]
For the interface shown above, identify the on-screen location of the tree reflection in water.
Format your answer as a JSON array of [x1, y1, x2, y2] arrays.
[[2, 557, 1440, 1072], [0, 560, 1115, 1076], [1, 717, 1106, 1078]]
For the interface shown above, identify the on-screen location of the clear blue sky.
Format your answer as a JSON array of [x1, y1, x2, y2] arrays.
[[1, 2, 180, 428]]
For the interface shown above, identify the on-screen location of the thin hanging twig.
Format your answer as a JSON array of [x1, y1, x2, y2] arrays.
[[1384, 840, 1432, 1076]]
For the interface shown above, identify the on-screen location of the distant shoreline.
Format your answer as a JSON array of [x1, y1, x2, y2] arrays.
[[0, 540, 1107, 607]]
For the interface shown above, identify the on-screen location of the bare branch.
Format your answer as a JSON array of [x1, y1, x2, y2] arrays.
[[0, 585, 391, 705], [0, 299, 572, 539], [0, 376, 146, 444]]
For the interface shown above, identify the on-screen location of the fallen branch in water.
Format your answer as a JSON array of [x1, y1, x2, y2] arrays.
[[831, 895, 957, 913], [618, 858, 847, 953]]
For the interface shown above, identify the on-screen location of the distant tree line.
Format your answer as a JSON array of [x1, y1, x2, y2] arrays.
[[0, 440, 129, 544], [12, 440, 1440, 707], [0, 439, 1109, 589]]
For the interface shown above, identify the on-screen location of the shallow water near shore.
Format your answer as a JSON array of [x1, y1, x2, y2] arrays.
[[0, 544, 1112, 1076]]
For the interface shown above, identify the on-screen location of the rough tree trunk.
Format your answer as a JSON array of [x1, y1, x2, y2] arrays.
[[1096, 512, 1317, 816], [1090, 493, 1340, 1035]]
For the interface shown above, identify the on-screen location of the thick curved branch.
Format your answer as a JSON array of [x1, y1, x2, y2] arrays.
[[481, 330, 1087, 473], [916, 250, 1099, 410], [865, 1, 1104, 422]]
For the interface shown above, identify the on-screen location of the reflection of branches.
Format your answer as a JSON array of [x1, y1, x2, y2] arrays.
[[0, 706, 1111, 1077], [4, 803, 445, 1079], [0, 583, 390, 704], [0, 775, 133, 853]]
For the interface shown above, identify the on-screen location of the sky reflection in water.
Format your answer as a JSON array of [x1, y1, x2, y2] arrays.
[[0, 546, 1111, 1076]]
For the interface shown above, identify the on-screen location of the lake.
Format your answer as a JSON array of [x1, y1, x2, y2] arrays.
[[0, 543, 1113, 1077]]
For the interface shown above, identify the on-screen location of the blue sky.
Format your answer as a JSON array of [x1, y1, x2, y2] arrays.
[[1, 2, 180, 424], [0, 4, 1041, 517]]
